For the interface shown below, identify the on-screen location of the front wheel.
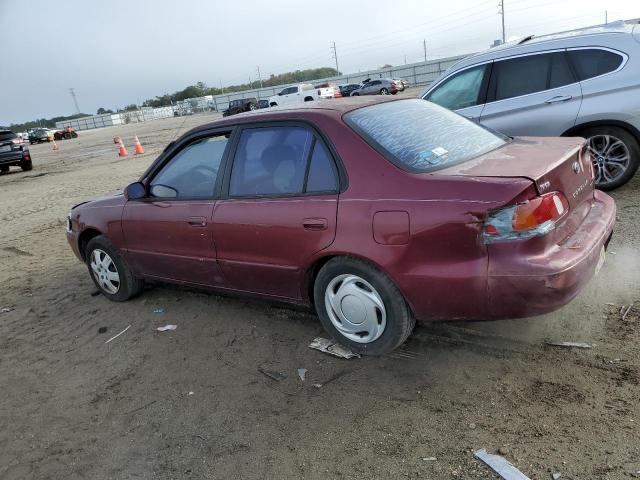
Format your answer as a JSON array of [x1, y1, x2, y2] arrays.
[[314, 257, 415, 355], [351, 92, 359, 96], [380, 88, 389, 95], [583, 126, 640, 190], [270, 102, 278, 107], [86, 235, 143, 301]]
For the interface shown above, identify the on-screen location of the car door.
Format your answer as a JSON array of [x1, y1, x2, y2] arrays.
[[479, 51, 582, 136], [423, 63, 491, 121], [121, 130, 232, 286], [364, 80, 380, 95], [212, 124, 340, 299]]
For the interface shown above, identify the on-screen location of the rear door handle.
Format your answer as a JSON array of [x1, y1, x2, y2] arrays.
[[545, 95, 572, 104], [187, 216, 207, 227], [303, 218, 328, 231]]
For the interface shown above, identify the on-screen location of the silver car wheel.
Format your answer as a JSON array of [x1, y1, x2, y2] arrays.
[[324, 274, 386, 343], [90, 249, 120, 294], [588, 134, 630, 185]]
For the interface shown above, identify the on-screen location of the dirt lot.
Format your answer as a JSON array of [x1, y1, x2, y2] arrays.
[[1, 106, 639, 480]]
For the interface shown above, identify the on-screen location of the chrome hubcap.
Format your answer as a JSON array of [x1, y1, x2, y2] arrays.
[[587, 134, 630, 185], [324, 274, 386, 343], [90, 249, 120, 294]]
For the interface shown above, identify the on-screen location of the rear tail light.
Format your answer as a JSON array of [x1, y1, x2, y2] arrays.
[[483, 192, 569, 243], [11, 139, 21, 145], [22, 150, 31, 161]]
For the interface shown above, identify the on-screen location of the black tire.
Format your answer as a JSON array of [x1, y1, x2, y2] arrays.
[[580, 126, 640, 190], [270, 102, 278, 107], [20, 160, 32, 171], [313, 256, 415, 355], [351, 92, 359, 96], [304, 97, 314, 102], [85, 235, 143, 302], [0, 166, 9, 173], [380, 88, 389, 95]]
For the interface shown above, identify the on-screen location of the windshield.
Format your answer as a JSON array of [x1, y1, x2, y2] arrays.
[[344, 99, 507, 173]]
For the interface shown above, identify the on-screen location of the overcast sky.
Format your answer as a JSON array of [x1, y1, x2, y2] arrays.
[[0, 0, 637, 125]]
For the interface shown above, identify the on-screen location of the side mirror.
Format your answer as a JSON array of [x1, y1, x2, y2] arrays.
[[125, 182, 146, 200]]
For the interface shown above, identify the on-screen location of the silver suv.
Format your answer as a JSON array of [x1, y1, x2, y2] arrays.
[[421, 20, 640, 190]]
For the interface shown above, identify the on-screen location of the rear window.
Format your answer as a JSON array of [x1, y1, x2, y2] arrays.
[[344, 99, 507, 173], [0, 131, 17, 141], [567, 49, 624, 80]]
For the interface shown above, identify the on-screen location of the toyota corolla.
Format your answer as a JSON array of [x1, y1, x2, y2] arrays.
[[66, 98, 615, 355]]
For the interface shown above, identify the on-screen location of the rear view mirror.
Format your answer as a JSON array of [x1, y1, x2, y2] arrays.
[[125, 182, 146, 200]]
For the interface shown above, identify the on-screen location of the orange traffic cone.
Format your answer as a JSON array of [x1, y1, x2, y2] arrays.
[[52, 141, 59, 151], [133, 135, 144, 155], [118, 140, 128, 157]]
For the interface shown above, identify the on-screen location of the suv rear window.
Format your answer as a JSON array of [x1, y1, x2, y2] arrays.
[[0, 131, 17, 141], [567, 49, 623, 80], [345, 99, 507, 173]]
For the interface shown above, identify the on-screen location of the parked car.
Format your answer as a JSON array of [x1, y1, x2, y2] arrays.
[[314, 82, 342, 99], [338, 84, 361, 97], [223, 98, 258, 117], [0, 130, 33, 173], [351, 79, 398, 96], [421, 20, 640, 190], [257, 99, 270, 109], [268, 83, 319, 106], [66, 97, 614, 355], [53, 127, 79, 140], [29, 128, 51, 144]]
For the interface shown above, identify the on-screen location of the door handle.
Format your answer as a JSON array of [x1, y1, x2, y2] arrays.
[[545, 95, 572, 104], [187, 216, 207, 227], [303, 218, 328, 231]]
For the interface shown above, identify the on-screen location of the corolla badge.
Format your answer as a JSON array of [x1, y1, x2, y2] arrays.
[[572, 161, 581, 174]]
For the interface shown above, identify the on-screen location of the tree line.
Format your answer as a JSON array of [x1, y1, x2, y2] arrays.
[[1, 67, 339, 132]]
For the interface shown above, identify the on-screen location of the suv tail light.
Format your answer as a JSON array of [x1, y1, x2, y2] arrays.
[[22, 150, 31, 161], [483, 192, 569, 243]]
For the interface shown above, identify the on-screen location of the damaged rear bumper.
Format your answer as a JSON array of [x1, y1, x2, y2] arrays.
[[487, 190, 615, 319]]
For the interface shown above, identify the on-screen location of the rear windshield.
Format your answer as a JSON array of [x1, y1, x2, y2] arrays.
[[344, 99, 507, 172], [0, 131, 17, 141]]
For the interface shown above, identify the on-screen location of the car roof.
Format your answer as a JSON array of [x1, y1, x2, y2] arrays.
[[451, 19, 639, 68], [189, 96, 400, 133]]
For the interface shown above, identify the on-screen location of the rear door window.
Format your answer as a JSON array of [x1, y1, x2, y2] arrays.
[[549, 52, 576, 88], [306, 141, 337, 192], [493, 54, 551, 101], [567, 49, 624, 80], [426, 64, 487, 110]]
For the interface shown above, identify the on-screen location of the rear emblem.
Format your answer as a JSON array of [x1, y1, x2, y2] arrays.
[[572, 161, 581, 174]]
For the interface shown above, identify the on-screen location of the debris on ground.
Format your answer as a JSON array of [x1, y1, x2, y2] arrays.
[[474, 448, 531, 480], [422, 457, 437, 461], [104, 325, 131, 344], [309, 337, 360, 359], [622, 304, 633, 321], [156, 324, 177, 332], [188, 391, 194, 396], [545, 341, 593, 349], [312, 383, 322, 389], [153, 308, 165, 314], [90, 290, 101, 297], [258, 367, 287, 382], [1, 306, 14, 314], [297, 368, 307, 381], [552, 473, 561, 480], [98, 326, 107, 334]]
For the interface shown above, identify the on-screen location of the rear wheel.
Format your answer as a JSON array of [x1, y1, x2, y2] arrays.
[[380, 88, 389, 95], [582, 126, 640, 190], [314, 257, 415, 355], [0, 166, 9, 173], [270, 102, 278, 107], [304, 97, 314, 102], [352, 92, 359, 96], [85, 235, 143, 301], [20, 160, 32, 171]]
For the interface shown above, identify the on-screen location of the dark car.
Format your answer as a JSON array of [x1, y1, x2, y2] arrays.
[[351, 79, 398, 96], [29, 128, 50, 144], [222, 98, 258, 117], [0, 130, 33, 173], [339, 84, 361, 97], [257, 99, 270, 109], [66, 98, 614, 355]]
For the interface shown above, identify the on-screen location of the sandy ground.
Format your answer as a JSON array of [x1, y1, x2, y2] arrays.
[[1, 103, 639, 480]]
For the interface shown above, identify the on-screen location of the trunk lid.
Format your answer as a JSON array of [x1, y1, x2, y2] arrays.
[[437, 137, 594, 209]]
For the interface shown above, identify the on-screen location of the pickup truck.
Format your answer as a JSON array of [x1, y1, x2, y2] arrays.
[[268, 83, 319, 107]]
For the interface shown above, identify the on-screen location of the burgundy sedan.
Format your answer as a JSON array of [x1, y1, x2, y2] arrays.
[[66, 98, 615, 355]]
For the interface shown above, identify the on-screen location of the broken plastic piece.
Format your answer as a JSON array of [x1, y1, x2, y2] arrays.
[[105, 325, 131, 344], [545, 341, 592, 349], [157, 324, 177, 332], [474, 449, 531, 480], [297, 368, 307, 381], [258, 367, 287, 381], [309, 337, 360, 359], [552, 473, 561, 480], [1, 307, 14, 314], [153, 308, 165, 314]]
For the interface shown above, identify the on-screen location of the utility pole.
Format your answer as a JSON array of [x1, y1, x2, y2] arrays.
[[605, 10, 608, 24], [498, 0, 506, 44], [330, 41, 340, 74], [219, 79, 224, 94], [256, 66, 263, 89], [423, 39, 427, 63], [69, 88, 80, 114], [404, 54, 407, 65]]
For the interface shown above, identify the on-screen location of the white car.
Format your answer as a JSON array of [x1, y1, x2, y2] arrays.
[[269, 83, 320, 107]]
